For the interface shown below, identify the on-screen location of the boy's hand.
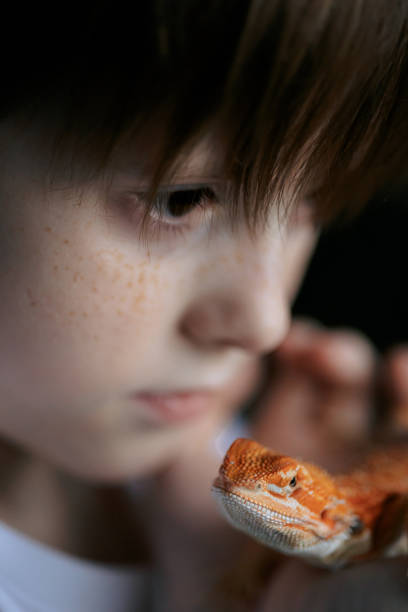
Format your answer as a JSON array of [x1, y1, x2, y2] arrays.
[[252, 318, 378, 471], [383, 345, 408, 432], [258, 556, 408, 612], [253, 328, 408, 612]]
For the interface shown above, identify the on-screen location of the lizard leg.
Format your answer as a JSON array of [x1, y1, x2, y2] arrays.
[[371, 493, 408, 557]]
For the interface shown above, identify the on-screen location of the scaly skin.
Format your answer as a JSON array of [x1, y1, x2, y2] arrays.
[[212, 438, 408, 568]]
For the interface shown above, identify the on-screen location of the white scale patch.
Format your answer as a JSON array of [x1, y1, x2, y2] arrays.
[[265, 482, 285, 495]]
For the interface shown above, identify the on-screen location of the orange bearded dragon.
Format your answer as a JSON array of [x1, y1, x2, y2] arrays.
[[212, 438, 408, 568]]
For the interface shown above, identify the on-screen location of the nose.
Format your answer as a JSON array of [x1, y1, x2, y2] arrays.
[[180, 239, 290, 354]]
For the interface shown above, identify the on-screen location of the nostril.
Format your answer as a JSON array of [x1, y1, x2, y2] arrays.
[[349, 517, 364, 535]]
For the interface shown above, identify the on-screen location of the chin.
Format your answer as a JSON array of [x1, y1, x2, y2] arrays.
[[54, 445, 174, 484]]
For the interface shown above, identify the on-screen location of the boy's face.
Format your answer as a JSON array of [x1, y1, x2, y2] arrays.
[[0, 121, 316, 480]]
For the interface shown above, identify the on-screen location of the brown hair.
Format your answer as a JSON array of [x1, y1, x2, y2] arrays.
[[2, 1, 408, 226]]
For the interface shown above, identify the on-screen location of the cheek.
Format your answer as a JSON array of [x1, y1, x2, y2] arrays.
[[0, 221, 177, 400], [43, 242, 169, 354], [44, 243, 158, 335], [283, 223, 318, 300]]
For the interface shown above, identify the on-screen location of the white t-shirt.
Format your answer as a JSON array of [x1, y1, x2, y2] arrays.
[[0, 521, 151, 612], [0, 417, 249, 612]]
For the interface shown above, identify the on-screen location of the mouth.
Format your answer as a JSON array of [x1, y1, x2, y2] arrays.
[[130, 389, 217, 423]]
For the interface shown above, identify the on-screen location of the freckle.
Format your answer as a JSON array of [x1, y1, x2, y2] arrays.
[[26, 289, 37, 307], [64, 265, 70, 271], [117, 309, 123, 316], [44, 226, 52, 233], [53, 265, 59, 271], [79, 256, 83, 261], [127, 281, 133, 288], [132, 294, 145, 309], [138, 271, 145, 284], [115, 252, 124, 263], [124, 264, 134, 271], [73, 272, 80, 282], [69, 310, 75, 317], [93, 334, 99, 341], [63, 239, 69, 245], [92, 286, 98, 293], [82, 311, 88, 318]]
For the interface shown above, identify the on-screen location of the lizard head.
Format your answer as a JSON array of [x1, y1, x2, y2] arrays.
[[212, 438, 369, 567]]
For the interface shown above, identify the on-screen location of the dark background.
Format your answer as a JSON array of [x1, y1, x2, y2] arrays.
[[293, 188, 408, 353]]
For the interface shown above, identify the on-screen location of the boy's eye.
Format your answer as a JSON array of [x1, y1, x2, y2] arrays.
[[152, 186, 216, 222], [118, 183, 220, 242]]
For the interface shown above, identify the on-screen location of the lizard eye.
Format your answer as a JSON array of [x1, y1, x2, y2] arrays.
[[289, 476, 297, 488], [349, 517, 364, 535]]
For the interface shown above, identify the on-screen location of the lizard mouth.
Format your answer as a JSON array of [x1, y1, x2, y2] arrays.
[[212, 484, 330, 552], [212, 485, 370, 566], [213, 484, 309, 526], [213, 477, 314, 526]]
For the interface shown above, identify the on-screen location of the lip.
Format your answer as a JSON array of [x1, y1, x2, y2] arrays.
[[132, 390, 216, 423]]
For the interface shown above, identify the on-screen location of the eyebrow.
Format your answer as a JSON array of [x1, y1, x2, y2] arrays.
[[115, 134, 226, 178], [112, 167, 227, 190], [160, 175, 226, 187]]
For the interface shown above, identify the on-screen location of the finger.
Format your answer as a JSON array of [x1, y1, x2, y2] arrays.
[[319, 387, 373, 471], [384, 346, 408, 401], [324, 388, 373, 443], [277, 322, 378, 389], [255, 321, 377, 467], [253, 367, 334, 460], [307, 328, 378, 388], [382, 346, 408, 431], [274, 317, 323, 357], [254, 365, 372, 469]]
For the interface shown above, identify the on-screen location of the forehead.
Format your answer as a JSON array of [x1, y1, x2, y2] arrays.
[[111, 129, 226, 184], [174, 136, 225, 177]]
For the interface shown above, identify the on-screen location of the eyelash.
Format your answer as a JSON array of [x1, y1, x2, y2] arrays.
[[135, 186, 218, 238]]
